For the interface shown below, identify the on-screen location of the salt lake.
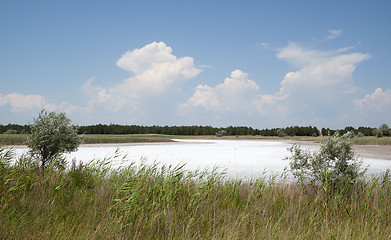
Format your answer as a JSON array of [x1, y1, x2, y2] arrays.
[[12, 139, 391, 180]]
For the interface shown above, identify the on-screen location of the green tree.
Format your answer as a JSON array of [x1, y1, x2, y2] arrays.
[[285, 131, 365, 187], [26, 109, 83, 170], [373, 123, 390, 137], [379, 123, 390, 136], [276, 128, 286, 137], [3, 129, 18, 134]]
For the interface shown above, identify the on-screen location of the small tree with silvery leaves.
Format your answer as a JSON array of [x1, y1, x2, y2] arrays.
[[26, 109, 82, 170], [285, 131, 365, 188]]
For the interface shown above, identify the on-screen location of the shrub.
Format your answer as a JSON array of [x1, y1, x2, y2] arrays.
[[285, 131, 366, 188], [374, 123, 390, 137], [3, 129, 18, 134], [216, 130, 227, 137], [26, 109, 83, 170], [276, 128, 286, 137]]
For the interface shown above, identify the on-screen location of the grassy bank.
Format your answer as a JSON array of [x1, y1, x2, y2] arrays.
[[82, 134, 174, 144], [212, 135, 391, 145], [0, 134, 27, 145], [1, 148, 391, 239], [2, 134, 391, 146], [0, 134, 175, 145], [350, 136, 391, 145]]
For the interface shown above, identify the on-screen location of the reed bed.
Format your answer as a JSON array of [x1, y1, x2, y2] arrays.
[[350, 136, 391, 145], [1, 148, 391, 239], [1, 134, 391, 146], [82, 134, 174, 144], [0, 134, 174, 145], [0, 134, 28, 145]]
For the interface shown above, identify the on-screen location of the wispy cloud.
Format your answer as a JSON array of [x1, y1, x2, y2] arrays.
[[256, 42, 271, 48], [198, 65, 214, 69], [326, 29, 343, 40]]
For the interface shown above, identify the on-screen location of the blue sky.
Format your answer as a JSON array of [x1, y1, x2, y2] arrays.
[[1, 1, 390, 129]]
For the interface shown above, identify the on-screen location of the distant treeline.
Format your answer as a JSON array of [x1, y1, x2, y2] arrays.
[[0, 123, 378, 137], [0, 124, 30, 134]]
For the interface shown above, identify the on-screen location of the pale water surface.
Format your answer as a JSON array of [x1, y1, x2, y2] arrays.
[[12, 139, 391, 180]]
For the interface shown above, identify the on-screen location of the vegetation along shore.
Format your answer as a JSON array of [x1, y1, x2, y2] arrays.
[[1, 146, 391, 239], [1, 133, 391, 146], [2, 123, 390, 146]]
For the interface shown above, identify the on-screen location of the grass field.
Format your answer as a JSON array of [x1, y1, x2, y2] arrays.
[[82, 134, 174, 144], [1, 147, 390, 239], [0, 134, 27, 145], [1, 134, 391, 146], [350, 136, 391, 145], [0, 134, 175, 145]]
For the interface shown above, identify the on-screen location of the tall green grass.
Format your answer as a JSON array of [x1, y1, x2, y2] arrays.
[[1, 148, 391, 239], [2, 134, 391, 146], [351, 136, 391, 145], [0, 134, 174, 145], [82, 134, 174, 144], [0, 134, 27, 145]]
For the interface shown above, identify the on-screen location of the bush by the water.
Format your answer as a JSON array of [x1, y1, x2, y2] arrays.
[[26, 109, 83, 170], [285, 131, 366, 188]]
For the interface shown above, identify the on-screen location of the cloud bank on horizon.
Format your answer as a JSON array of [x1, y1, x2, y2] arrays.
[[0, 34, 390, 128]]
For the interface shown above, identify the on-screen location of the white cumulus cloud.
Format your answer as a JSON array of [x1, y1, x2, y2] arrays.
[[180, 70, 259, 112], [0, 92, 55, 112], [275, 43, 371, 98], [0, 92, 81, 114], [355, 88, 391, 111], [251, 43, 371, 124], [277, 43, 370, 92], [86, 42, 202, 112], [180, 41, 371, 127]]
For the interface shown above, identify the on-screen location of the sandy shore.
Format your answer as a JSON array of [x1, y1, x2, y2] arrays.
[[351, 145, 391, 160], [283, 139, 391, 160]]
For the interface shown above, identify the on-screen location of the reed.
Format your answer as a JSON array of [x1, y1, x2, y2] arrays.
[[0, 134, 27, 145], [351, 136, 391, 145], [1, 148, 390, 239], [2, 134, 391, 146], [82, 134, 174, 144], [0, 134, 174, 145]]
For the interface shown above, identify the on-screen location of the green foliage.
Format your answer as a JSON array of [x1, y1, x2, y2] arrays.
[[3, 129, 18, 134], [83, 134, 173, 144], [26, 109, 83, 170], [0, 147, 14, 169], [374, 123, 390, 137], [0, 134, 27, 145], [216, 129, 227, 137], [286, 131, 366, 187], [276, 128, 287, 137], [1, 122, 384, 137], [351, 136, 391, 145], [0, 124, 30, 134], [379, 123, 390, 135]]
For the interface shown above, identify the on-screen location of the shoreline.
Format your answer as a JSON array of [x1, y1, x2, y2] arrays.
[[6, 137, 391, 161]]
